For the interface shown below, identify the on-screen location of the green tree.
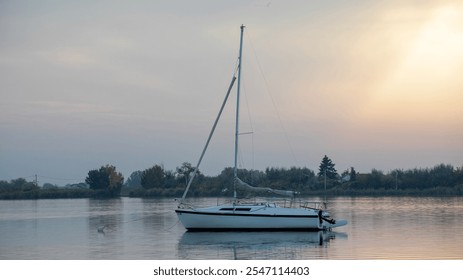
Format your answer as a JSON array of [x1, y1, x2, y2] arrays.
[[12, 178, 28, 189], [141, 165, 165, 189], [350, 167, 357, 181], [0, 178, 37, 192], [318, 155, 338, 180], [0, 180, 10, 191], [86, 169, 109, 190], [368, 168, 385, 189], [43, 183, 58, 189], [107, 165, 124, 195], [85, 165, 124, 197], [125, 170, 143, 188], [175, 162, 196, 185]]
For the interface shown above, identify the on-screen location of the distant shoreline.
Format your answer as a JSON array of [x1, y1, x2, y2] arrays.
[[1, 186, 462, 200], [2, 163, 462, 200]]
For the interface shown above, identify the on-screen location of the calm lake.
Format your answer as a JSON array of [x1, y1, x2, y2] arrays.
[[1, 196, 462, 260]]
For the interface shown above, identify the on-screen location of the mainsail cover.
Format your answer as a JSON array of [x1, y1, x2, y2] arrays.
[[235, 177, 298, 197]]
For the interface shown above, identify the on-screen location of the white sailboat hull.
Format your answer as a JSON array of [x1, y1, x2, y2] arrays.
[[176, 204, 346, 231]]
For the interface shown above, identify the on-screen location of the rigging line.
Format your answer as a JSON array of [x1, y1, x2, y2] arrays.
[[97, 214, 165, 234], [164, 219, 180, 232], [245, 29, 299, 167], [239, 69, 256, 173]]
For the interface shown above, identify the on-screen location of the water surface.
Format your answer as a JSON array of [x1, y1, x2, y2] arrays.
[[1, 196, 462, 259]]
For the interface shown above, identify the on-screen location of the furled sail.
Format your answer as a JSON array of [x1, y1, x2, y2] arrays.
[[235, 177, 299, 197]]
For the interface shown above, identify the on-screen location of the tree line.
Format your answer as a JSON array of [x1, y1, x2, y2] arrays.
[[1, 156, 463, 199]]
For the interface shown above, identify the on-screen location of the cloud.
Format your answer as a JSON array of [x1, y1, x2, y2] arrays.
[[1, 1, 462, 181], [37, 49, 96, 67]]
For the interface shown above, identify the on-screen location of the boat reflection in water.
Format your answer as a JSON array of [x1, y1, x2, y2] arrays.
[[177, 231, 348, 259]]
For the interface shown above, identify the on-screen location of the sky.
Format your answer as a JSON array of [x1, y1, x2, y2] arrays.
[[1, 0, 462, 185]]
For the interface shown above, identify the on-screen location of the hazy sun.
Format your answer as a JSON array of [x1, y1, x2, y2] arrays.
[[365, 5, 463, 123]]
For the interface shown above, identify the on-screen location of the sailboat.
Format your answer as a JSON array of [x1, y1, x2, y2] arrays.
[[175, 25, 347, 231]]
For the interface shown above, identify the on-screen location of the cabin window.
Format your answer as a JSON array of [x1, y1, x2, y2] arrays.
[[219, 207, 251, 211]]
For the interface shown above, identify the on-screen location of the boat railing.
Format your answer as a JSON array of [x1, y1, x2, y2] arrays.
[[214, 197, 326, 210], [300, 201, 326, 210], [176, 200, 197, 210], [261, 197, 326, 210], [274, 200, 326, 210]]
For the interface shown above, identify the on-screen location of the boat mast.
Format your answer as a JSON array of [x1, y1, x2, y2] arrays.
[[234, 24, 245, 199]]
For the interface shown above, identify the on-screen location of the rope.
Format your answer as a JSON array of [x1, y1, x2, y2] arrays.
[[245, 29, 299, 167], [96, 214, 181, 234], [164, 219, 181, 232]]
